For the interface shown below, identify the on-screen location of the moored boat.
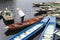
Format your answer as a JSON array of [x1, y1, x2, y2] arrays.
[[39, 16, 56, 40], [6, 16, 44, 30]]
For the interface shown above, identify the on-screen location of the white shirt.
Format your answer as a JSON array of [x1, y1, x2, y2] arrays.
[[18, 10, 25, 17]]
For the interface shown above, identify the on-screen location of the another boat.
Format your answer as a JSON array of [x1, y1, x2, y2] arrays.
[[6, 16, 44, 30], [39, 16, 56, 40], [2, 8, 14, 25], [32, 2, 50, 7], [9, 16, 50, 40], [32, 2, 48, 7], [56, 17, 60, 29], [54, 30, 60, 40]]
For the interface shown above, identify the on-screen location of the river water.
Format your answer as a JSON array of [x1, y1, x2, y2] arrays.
[[0, 0, 60, 40]]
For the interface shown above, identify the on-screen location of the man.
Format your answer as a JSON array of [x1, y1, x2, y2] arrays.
[[16, 8, 25, 24]]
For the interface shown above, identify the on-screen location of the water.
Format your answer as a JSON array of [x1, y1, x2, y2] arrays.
[[0, 0, 60, 22], [0, 0, 60, 40]]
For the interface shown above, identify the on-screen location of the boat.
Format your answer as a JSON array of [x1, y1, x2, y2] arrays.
[[56, 17, 60, 29], [54, 30, 60, 40], [34, 10, 47, 16], [33, 2, 41, 7], [32, 2, 49, 7], [32, 2, 51, 7], [39, 16, 56, 40], [2, 8, 14, 25], [9, 16, 50, 40], [33, 2, 60, 17], [6, 16, 44, 30]]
